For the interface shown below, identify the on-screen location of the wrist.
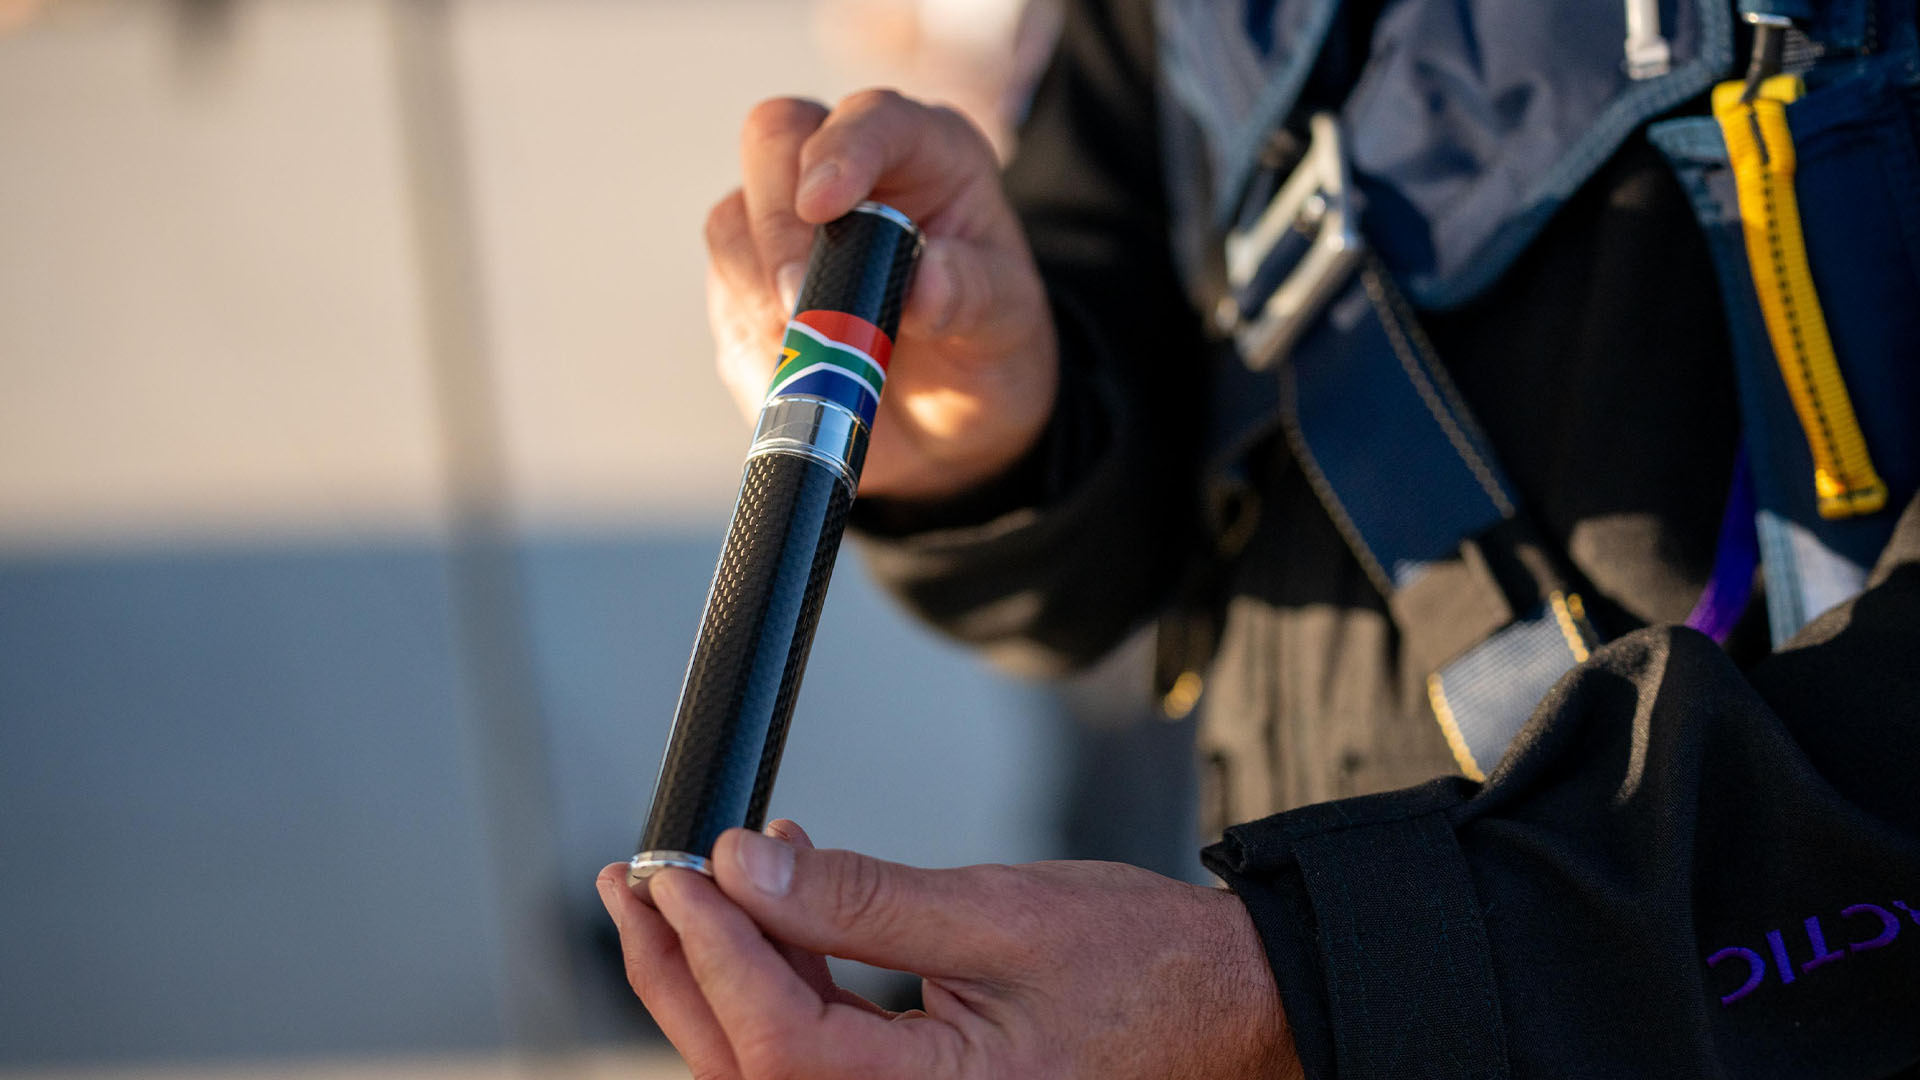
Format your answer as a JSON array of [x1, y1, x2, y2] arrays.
[[1199, 884, 1303, 1079]]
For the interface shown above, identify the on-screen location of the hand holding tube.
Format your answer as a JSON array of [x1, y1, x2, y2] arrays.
[[705, 90, 1058, 501], [630, 203, 922, 889], [598, 822, 1301, 1079]]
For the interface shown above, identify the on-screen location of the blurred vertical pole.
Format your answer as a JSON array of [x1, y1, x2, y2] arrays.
[[168, 0, 236, 84], [386, 0, 579, 1048]]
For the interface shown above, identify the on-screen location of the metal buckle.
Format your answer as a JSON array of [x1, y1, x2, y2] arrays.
[[1623, 0, 1672, 80], [1219, 113, 1365, 371]]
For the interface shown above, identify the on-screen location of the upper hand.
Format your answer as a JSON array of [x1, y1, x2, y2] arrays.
[[596, 821, 1301, 1080], [705, 90, 1059, 501]]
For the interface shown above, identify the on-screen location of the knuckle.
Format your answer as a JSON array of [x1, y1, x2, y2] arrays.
[[621, 960, 649, 998], [964, 864, 1043, 940], [742, 96, 827, 145], [621, 943, 668, 999], [837, 86, 909, 117], [829, 854, 896, 935], [734, 1028, 800, 1080], [928, 1019, 976, 1077], [926, 102, 978, 137], [703, 190, 747, 249], [931, 103, 994, 157]]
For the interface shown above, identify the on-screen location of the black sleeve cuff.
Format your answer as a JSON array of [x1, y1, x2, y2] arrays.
[[1203, 778, 1510, 1080]]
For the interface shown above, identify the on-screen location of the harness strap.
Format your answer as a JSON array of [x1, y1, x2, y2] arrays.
[[1712, 74, 1889, 520], [1275, 253, 1597, 781], [1157, 0, 1740, 774]]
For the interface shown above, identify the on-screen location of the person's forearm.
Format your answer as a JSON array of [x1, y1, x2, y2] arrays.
[[851, 0, 1213, 674]]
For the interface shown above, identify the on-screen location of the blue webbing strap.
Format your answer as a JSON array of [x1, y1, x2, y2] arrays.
[[1276, 258, 1598, 781]]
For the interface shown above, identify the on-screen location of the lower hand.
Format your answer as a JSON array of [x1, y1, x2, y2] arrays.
[[596, 821, 1301, 1079]]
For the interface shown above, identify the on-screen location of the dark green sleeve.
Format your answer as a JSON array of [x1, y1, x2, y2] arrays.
[[849, 0, 1210, 676]]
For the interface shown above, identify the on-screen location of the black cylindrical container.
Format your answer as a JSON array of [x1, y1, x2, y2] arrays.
[[629, 202, 921, 889]]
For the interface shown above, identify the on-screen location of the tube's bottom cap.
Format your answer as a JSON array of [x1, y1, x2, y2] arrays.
[[626, 850, 714, 895]]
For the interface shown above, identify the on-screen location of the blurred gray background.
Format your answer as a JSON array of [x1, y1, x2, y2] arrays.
[[0, 1, 1199, 1077]]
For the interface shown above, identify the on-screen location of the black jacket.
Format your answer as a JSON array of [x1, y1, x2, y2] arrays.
[[850, 0, 1920, 1074]]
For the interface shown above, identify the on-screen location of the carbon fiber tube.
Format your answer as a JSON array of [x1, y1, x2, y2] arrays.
[[629, 202, 922, 889]]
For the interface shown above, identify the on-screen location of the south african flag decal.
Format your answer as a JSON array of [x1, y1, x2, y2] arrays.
[[766, 309, 893, 428]]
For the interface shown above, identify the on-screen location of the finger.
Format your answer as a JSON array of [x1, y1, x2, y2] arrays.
[[711, 828, 1026, 978], [652, 869, 957, 1079], [794, 91, 989, 224], [897, 233, 1036, 340], [760, 823, 838, 998], [595, 864, 740, 1078], [706, 188, 767, 309], [739, 97, 829, 312], [706, 191, 785, 413], [748, 824, 894, 1017], [764, 818, 813, 848]]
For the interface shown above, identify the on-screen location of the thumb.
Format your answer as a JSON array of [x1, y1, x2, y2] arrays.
[[710, 827, 1023, 978]]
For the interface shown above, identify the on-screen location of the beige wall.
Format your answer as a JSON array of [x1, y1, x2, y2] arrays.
[[0, 0, 907, 551], [0, 1, 442, 547]]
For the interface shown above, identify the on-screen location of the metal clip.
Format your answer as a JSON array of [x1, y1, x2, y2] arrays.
[[1218, 113, 1365, 371], [1623, 0, 1672, 79], [1739, 12, 1795, 102]]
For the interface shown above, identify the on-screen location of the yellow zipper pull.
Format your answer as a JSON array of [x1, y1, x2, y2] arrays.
[[1713, 74, 1888, 519]]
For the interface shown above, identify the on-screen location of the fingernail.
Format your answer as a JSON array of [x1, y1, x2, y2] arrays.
[[775, 262, 805, 312], [796, 160, 839, 205], [734, 829, 795, 898]]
